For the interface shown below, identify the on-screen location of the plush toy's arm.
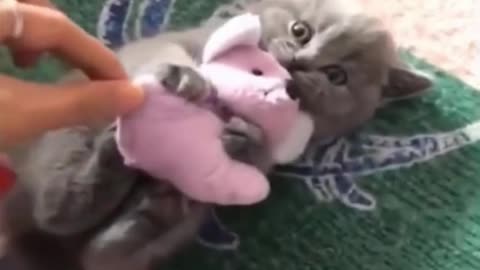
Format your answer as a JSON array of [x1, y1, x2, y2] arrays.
[[218, 91, 278, 131], [220, 91, 287, 140], [272, 112, 314, 164], [220, 89, 301, 152]]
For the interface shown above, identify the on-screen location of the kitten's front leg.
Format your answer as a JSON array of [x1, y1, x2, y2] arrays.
[[222, 117, 262, 154], [155, 64, 212, 102], [82, 181, 210, 270], [222, 117, 273, 173]]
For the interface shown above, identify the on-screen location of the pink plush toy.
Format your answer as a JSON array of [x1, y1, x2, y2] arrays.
[[116, 13, 313, 206]]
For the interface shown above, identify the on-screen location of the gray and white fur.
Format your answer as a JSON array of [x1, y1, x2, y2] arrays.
[[1, 0, 433, 269]]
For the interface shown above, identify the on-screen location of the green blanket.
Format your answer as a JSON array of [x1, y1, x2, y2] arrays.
[[2, 1, 480, 269]]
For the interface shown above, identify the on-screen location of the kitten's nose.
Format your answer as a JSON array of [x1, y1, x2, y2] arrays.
[[286, 79, 299, 100]]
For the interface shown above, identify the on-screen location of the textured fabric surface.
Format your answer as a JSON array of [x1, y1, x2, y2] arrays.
[[357, 0, 479, 89], [1, 1, 480, 269]]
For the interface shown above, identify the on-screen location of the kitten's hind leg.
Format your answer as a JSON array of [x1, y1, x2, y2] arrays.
[[83, 182, 209, 270], [31, 125, 137, 236]]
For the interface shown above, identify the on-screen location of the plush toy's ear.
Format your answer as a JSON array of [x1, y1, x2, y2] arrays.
[[203, 13, 262, 63]]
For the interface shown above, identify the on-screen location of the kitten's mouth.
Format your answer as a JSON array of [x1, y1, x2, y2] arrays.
[[286, 80, 299, 100]]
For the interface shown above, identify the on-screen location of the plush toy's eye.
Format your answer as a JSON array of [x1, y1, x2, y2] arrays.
[[319, 65, 348, 86], [288, 20, 313, 45], [251, 68, 264, 76]]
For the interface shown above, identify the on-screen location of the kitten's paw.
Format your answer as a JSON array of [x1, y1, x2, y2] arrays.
[[222, 117, 263, 158], [155, 64, 210, 102], [226, 117, 263, 143]]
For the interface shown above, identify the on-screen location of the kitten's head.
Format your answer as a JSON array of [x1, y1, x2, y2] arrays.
[[253, 0, 433, 140]]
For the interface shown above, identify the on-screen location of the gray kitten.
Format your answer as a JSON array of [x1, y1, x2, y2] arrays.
[[212, 0, 433, 139], [1, 0, 433, 269], [1, 125, 212, 270]]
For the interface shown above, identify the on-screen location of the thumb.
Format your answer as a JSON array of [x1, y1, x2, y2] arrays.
[[36, 80, 144, 129], [0, 78, 143, 148]]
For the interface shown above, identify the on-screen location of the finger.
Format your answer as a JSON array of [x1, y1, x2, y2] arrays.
[[8, 1, 54, 68], [10, 49, 42, 68], [0, 76, 143, 147], [10, 1, 56, 68], [3, 3, 126, 80], [18, 0, 55, 8], [37, 81, 144, 129]]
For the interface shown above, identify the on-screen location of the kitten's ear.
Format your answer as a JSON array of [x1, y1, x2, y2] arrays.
[[382, 66, 433, 102]]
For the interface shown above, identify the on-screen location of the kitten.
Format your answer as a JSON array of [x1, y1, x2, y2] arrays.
[[1, 125, 211, 270], [179, 0, 434, 140], [114, 0, 432, 148], [1, 0, 433, 269], [1, 90, 261, 270]]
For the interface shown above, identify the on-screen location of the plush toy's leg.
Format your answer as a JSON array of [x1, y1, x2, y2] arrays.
[[171, 138, 269, 205], [219, 159, 270, 205], [200, 141, 270, 206]]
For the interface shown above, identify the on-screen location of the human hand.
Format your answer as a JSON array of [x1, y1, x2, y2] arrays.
[[0, 75, 142, 148], [0, 0, 143, 149], [7, 0, 59, 68]]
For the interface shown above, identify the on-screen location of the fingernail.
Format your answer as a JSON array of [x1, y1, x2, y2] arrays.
[[117, 84, 144, 114]]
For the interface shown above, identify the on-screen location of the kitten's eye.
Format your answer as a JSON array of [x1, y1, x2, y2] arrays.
[[251, 68, 264, 76], [288, 21, 312, 44], [320, 65, 348, 86]]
